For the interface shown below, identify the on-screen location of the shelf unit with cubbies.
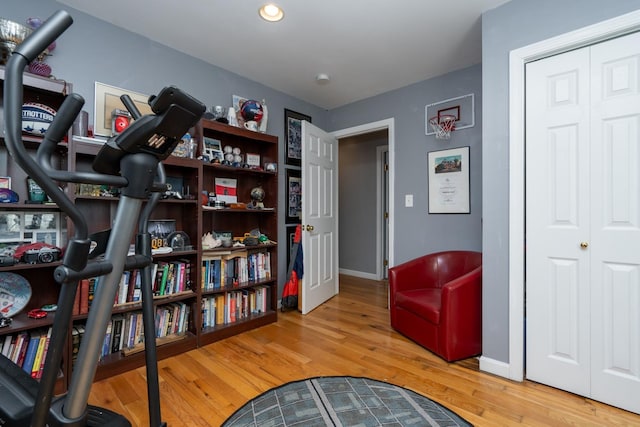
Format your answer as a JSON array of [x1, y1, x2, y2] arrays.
[[0, 68, 280, 388], [196, 119, 279, 346]]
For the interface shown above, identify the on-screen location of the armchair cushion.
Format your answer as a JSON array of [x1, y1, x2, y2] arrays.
[[389, 250, 482, 362]]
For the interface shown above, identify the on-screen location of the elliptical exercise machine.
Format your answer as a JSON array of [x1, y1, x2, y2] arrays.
[[0, 10, 206, 426]]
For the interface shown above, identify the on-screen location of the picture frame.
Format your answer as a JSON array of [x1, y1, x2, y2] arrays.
[[203, 137, 223, 163], [425, 93, 475, 136], [94, 82, 153, 137], [0, 176, 11, 189], [427, 146, 470, 214], [286, 225, 297, 267], [285, 168, 302, 223], [245, 153, 261, 168], [284, 109, 311, 166], [0, 211, 62, 245]]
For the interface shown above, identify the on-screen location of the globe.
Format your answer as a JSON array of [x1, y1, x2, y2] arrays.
[[240, 100, 264, 122], [250, 185, 265, 208]]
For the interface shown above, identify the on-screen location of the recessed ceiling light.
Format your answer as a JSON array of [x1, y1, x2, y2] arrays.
[[316, 73, 331, 84], [259, 4, 284, 22]]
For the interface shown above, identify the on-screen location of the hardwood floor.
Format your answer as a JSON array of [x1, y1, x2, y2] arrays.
[[89, 275, 639, 426]]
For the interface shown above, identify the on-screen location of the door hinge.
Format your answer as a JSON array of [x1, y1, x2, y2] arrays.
[[384, 163, 389, 172], [383, 259, 388, 266], [384, 212, 389, 219]]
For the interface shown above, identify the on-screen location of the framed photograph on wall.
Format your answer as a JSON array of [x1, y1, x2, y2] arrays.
[[285, 168, 302, 223], [94, 82, 153, 137], [427, 146, 470, 214], [284, 109, 311, 166]]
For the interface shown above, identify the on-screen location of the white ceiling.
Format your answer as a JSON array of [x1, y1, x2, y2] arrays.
[[57, 0, 509, 109]]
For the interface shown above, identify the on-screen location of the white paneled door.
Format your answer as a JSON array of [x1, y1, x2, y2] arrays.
[[526, 31, 640, 414], [300, 121, 339, 314]]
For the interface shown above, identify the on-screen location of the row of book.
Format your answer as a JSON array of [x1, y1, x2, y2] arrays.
[[71, 301, 192, 364], [72, 260, 193, 316], [201, 285, 270, 328], [201, 251, 271, 291], [1, 327, 52, 380]]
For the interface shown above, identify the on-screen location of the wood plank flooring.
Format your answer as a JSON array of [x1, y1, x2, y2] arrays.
[[88, 275, 640, 426]]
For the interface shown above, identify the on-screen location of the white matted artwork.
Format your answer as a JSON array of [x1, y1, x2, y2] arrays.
[[428, 146, 470, 214], [94, 82, 153, 137], [425, 93, 475, 136]]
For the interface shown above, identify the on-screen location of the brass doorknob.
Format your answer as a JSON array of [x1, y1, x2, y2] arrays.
[[580, 242, 589, 249], [306, 225, 314, 231]]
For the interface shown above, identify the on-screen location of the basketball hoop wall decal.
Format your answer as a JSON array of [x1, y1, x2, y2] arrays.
[[425, 93, 475, 138]]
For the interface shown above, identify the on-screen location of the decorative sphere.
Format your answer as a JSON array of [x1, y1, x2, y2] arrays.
[[250, 186, 265, 202], [240, 100, 263, 122]]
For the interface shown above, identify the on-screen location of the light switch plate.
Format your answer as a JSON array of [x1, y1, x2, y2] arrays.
[[405, 194, 413, 207]]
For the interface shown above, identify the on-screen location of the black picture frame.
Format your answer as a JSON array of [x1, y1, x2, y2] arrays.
[[284, 109, 311, 166], [286, 225, 297, 267], [285, 168, 302, 224]]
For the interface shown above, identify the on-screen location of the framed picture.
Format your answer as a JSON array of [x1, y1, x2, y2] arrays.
[[286, 225, 297, 268], [425, 93, 475, 136], [94, 82, 153, 137], [427, 146, 470, 214], [284, 109, 311, 166], [245, 153, 261, 168], [0, 177, 11, 189], [203, 137, 223, 162], [285, 168, 302, 223], [0, 212, 22, 241]]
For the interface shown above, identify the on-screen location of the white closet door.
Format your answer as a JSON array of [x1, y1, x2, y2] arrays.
[[525, 46, 592, 396], [589, 31, 640, 414], [526, 31, 640, 415]]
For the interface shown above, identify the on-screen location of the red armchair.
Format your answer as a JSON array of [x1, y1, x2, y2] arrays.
[[389, 250, 482, 362]]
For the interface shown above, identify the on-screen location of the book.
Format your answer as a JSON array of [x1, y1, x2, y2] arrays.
[[102, 320, 113, 358], [126, 270, 138, 303], [14, 332, 30, 367], [22, 332, 41, 374], [35, 327, 53, 380], [1, 334, 12, 357], [30, 330, 48, 378], [111, 315, 125, 354], [158, 263, 170, 296]]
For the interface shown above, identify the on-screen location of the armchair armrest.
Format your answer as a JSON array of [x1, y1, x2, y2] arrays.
[[439, 266, 482, 340]]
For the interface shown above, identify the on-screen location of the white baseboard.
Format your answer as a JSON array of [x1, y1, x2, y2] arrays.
[[339, 268, 379, 281], [479, 355, 514, 380]]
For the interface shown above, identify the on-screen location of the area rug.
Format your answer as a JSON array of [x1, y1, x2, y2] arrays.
[[222, 376, 472, 427]]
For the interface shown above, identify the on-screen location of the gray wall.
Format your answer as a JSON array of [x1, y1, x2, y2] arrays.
[[5, 0, 327, 291], [328, 65, 483, 266], [338, 130, 387, 276], [481, 0, 640, 364]]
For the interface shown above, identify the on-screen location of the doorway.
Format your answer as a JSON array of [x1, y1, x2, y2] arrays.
[[332, 118, 395, 280]]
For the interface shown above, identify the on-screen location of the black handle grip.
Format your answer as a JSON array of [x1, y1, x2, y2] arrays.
[[120, 94, 142, 120], [44, 93, 85, 144], [14, 10, 72, 62]]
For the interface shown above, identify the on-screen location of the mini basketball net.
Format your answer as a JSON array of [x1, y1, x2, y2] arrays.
[[429, 114, 456, 140]]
